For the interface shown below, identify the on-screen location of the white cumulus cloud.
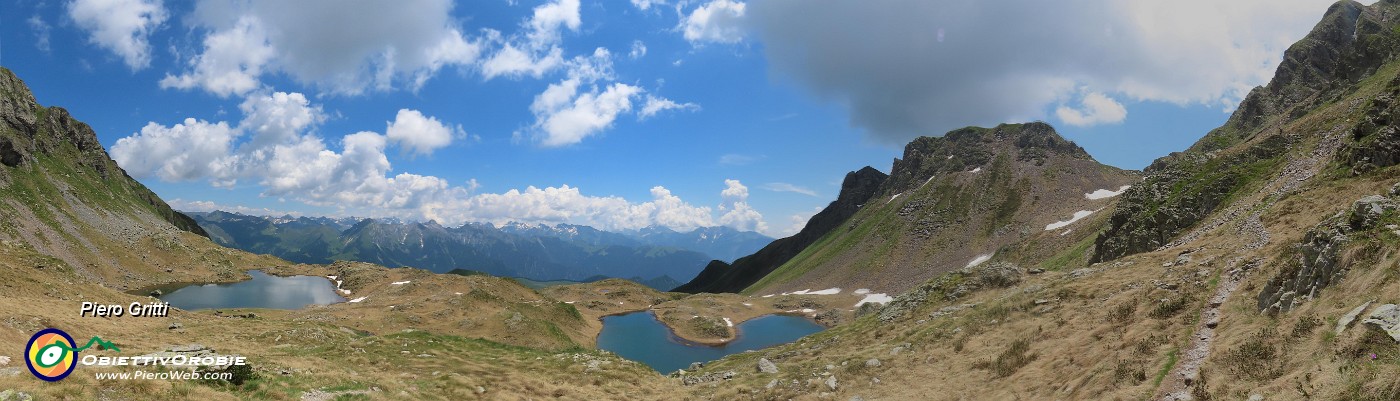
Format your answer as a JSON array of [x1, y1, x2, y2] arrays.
[[681, 0, 747, 44], [525, 48, 647, 147], [717, 179, 766, 233], [67, 0, 167, 70], [111, 118, 236, 181], [386, 109, 458, 156], [163, 0, 482, 95], [481, 0, 579, 79], [1055, 92, 1127, 127], [159, 16, 274, 97]]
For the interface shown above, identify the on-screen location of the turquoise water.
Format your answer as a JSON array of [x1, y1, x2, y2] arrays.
[[596, 311, 825, 373], [157, 270, 345, 310]]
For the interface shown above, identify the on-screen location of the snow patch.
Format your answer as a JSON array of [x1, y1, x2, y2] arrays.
[[761, 294, 775, 298], [347, 297, 367, 303], [966, 253, 993, 268], [970, 167, 982, 173], [1045, 209, 1101, 231], [1059, 229, 1073, 236], [454, 292, 463, 295], [723, 317, 734, 327], [390, 281, 411, 285], [807, 288, 841, 295], [886, 193, 902, 204], [1085, 185, 1132, 200], [564, 301, 575, 304], [853, 288, 871, 295], [854, 293, 894, 307], [339, 289, 352, 295], [800, 308, 816, 313], [742, 303, 753, 307]]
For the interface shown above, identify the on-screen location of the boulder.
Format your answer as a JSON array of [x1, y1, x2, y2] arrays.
[[757, 358, 779, 374], [1349, 195, 1397, 229], [825, 375, 839, 391], [1361, 304, 1400, 342], [865, 358, 881, 367], [1336, 301, 1374, 334]]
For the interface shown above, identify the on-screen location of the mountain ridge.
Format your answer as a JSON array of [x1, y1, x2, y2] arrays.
[[703, 122, 1137, 295], [674, 165, 889, 293]]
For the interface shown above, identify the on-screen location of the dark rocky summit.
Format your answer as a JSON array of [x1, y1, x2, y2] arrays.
[[674, 166, 888, 293]]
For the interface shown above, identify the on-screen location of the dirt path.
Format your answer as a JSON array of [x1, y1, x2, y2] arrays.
[[1153, 126, 1342, 400], [1154, 257, 1260, 401]]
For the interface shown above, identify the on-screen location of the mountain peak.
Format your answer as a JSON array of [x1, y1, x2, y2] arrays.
[[881, 122, 1094, 196]]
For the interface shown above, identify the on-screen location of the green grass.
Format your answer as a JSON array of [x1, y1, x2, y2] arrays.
[[1039, 234, 1096, 271], [1152, 348, 1179, 387]]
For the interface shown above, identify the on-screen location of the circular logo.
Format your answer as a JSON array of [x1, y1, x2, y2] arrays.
[[25, 328, 77, 382]]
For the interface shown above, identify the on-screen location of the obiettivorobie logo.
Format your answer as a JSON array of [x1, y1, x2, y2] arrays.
[[24, 328, 119, 382]]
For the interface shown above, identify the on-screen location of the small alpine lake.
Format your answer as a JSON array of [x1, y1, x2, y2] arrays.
[[596, 311, 825, 373], [153, 270, 345, 310]]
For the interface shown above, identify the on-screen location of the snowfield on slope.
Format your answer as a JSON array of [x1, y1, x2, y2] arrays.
[[1084, 185, 1131, 200], [1045, 209, 1100, 230]]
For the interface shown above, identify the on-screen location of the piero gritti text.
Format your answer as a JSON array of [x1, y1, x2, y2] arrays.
[[80, 301, 171, 318]]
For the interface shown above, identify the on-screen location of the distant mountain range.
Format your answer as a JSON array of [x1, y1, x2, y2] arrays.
[[186, 211, 770, 287]]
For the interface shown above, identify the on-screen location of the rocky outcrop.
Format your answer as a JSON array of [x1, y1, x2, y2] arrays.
[[673, 166, 888, 293], [1092, 136, 1289, 263], [876, 261, 1021, 323], [1258, 191, 1399, 314], [879, 122, 1091, 195], [1342, 74, 1400, 174]]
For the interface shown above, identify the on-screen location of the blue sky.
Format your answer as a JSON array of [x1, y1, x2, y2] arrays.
[[0, 0, 1352, 237]]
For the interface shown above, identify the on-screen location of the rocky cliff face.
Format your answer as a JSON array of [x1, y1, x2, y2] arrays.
[[673, 166, 888, 293], [1092, 0, 1400, 263]]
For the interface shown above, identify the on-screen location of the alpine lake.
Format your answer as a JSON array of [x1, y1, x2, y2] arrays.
[[596, 311, 825, 373], [147, 270, 345, 310]]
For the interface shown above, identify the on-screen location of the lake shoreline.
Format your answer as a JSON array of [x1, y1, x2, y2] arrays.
[[595, 310, 827, 373]]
